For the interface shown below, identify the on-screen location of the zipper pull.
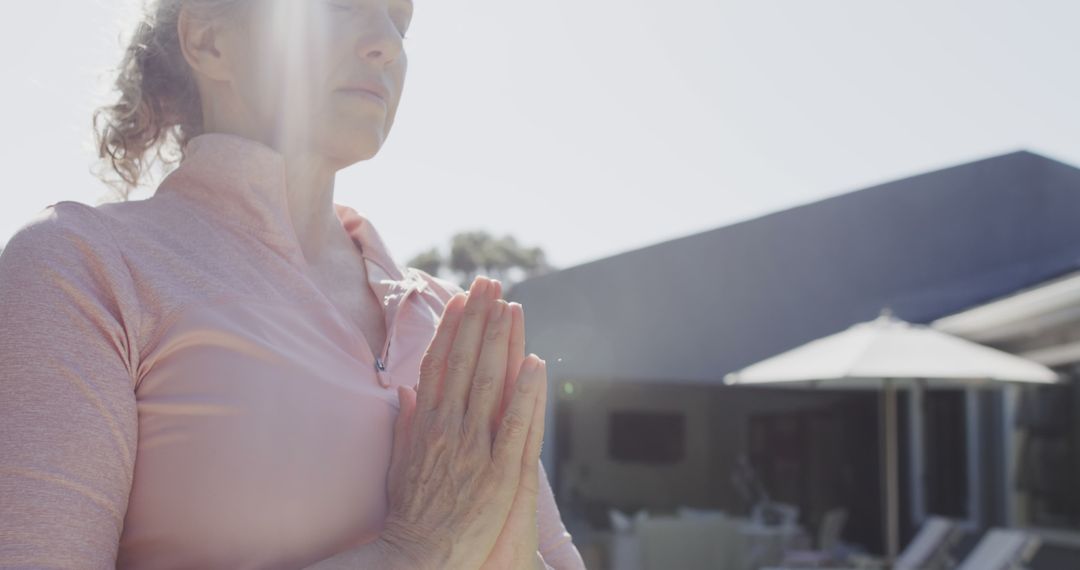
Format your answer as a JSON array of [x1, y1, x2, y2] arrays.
[[374, 357, 392, 388]]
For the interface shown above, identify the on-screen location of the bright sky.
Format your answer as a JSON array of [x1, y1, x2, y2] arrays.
[[2, 1, 1079, 270]]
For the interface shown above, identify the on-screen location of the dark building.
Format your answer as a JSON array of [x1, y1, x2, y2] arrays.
[[507, 151, 1080, 561]]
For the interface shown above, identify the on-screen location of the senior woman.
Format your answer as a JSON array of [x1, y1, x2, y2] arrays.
[[0, 0, 585, 568]]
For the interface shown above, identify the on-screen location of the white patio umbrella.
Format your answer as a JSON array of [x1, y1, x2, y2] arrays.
[[723, 310, 1058, 566]]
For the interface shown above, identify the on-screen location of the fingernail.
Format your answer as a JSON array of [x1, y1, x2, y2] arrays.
[[523, 355, 540, 373], [473, 279, 488, 297], [490, 301, 506, 322]]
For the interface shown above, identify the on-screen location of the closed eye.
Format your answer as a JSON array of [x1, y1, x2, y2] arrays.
[[392, 1, 413, 39]]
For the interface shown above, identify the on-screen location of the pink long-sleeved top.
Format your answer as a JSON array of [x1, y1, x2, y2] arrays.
[[0, 132, 585, 570]]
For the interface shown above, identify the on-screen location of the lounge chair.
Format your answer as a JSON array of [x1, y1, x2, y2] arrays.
[[891, 516, 965, 570], [765, 522, 1041, 570], [954, 528, 1040, 570], [763, 515, 962, 570]]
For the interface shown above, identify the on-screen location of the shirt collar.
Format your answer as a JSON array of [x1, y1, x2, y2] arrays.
[[155, 131, 430, 304]]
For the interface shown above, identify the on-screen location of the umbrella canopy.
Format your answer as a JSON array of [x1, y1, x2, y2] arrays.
[[724, 311, 1058, 388], [723, 310, 1059, 566]]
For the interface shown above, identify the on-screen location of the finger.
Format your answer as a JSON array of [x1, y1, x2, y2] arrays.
[[499, 302, 527, 428], [464, 299, 512, 438], [416, 292, 468, 412], [439, 277, 498, 419], [519, 361, 548, 496], [492, 355, 546, 468], [390, 385, 418, 481]]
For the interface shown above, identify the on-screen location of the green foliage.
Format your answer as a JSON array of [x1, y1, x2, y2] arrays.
[[407, 231, 553, 289], [408, 247, 443, 277]]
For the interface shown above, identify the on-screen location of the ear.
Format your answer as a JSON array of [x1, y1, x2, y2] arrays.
[[177, 6, 233, 82]]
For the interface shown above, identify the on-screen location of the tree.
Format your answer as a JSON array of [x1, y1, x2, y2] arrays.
[[408, 247, 443, 277], [449, 231, 489, 282], [407, 231, 554, 289]]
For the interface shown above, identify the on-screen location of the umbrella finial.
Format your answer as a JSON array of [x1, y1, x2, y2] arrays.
[[879, 307, 895, 321]]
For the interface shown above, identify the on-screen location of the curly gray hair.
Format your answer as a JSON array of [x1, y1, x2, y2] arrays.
[[93, 0, 250, 198]]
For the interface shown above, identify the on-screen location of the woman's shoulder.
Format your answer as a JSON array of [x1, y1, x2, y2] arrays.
[[3, 200, 118, 262], [0, 200, 135, 298], [1, 200, 145, 367], [6, 194, 166, 243], [4, 193, 188, 262]]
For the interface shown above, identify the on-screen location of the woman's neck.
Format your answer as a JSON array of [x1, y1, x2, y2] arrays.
[[278, 148, 356, 269], [199, 111, 357, 268]]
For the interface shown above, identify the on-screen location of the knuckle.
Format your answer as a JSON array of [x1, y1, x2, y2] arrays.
[[471, 370, 497, 393], [501, 412, 528, 440], [484, 326, 505, 343], [463, 302, 484, 320], [445, 350, 473, 374]]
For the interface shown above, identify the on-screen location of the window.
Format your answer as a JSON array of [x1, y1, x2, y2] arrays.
[[608, 411, 686, 464]]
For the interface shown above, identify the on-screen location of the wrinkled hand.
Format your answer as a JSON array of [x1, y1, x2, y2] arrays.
[[381, 277, 548, 570]]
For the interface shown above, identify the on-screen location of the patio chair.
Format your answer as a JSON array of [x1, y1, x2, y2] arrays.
[[763, 515, 963, 570], [891, 516, 965, 570], [635, 513, 744, 570], [818, 508, 849, 553], [954, 528, 1041, 570], [777, 507, 849, 566], [842, 516, 964, 570]]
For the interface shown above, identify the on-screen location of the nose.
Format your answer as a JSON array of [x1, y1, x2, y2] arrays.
[[357, 16, 403, 66]]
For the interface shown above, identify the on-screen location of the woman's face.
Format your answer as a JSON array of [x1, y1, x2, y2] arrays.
[[220, 0, 412, 168]]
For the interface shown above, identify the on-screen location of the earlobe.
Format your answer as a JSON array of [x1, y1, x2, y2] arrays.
[[177, 6, 231, 82]]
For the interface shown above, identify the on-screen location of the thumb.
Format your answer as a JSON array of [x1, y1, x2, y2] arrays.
[[390, 385, 418, 477], [519, 367, 548, 498]]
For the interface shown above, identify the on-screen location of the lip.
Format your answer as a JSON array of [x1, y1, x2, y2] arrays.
[[335, 82, 390, 102]]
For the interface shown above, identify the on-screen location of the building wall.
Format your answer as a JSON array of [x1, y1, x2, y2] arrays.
[[556, 381, 861, 514], [556, 381, 715, 512]]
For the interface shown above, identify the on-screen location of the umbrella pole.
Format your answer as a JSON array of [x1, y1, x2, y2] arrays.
[[909, 380, 926, 527], [881, 379, 900, 566]]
